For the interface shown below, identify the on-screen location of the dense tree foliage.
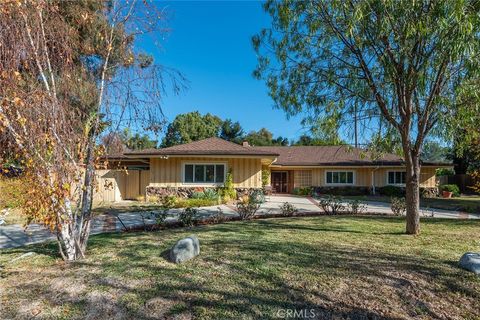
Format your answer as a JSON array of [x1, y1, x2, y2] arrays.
[[162, 112, 223, 147], [254, 0, 480, 234], [102, 129, 158, 153], [162, 112, 290, 147], [219, 119, 244, 143], [244, 128, 289, 146], [293, 134, 343, 146], [420, 141, 448, 163]]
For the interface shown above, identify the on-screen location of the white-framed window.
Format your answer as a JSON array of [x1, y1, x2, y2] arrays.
[[183, 163, 226, 184], [387, 171, 406, 185], [325, 170, 354, 185]]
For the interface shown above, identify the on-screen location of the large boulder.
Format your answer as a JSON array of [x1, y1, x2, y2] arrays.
[[459, 252, 480, 274], [169, 235, 200, 264]]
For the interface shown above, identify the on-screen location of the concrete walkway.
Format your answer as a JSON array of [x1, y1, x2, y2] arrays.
[[1, 195, 478, 249]]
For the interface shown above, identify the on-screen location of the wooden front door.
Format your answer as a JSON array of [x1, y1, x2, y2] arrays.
[[272, 171, 288, 193]]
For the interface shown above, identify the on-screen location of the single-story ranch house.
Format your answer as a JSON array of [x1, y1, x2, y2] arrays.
[[96, 137, 450, 202]]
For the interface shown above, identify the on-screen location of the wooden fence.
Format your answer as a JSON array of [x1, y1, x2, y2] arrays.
[[94, 169, 150, 203], [438, 174, 478, 194]]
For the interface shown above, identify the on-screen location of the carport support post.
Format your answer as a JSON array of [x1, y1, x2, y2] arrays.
[[371, 167, 379, 195]]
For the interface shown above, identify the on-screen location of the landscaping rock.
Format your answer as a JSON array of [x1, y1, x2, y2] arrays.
[[169, 235, 200, 264], [459, 252, 480, 274]]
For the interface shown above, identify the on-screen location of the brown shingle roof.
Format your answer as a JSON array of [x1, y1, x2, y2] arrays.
[[254, 145, 404, 166], [124, 137, 279, 157], [123, 138, 450, 167]]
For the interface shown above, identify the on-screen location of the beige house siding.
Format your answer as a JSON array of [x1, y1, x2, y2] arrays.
[[268, 166, 437, 188], [95, 169, 149, 202], [149, 157, 263, 188]]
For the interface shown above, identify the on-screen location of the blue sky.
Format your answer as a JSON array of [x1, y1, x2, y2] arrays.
[[141, 1, 305, 141]]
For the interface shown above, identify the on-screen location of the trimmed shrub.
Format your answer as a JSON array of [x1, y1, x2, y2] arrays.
[[292, 187, 312, 196], [378, 185, 405, 197], [236, 192, 263, 220], [346, 199, 366, 215], [236, 201, 260, 220], [439, 184, 460, 197], [249, 189, 266, 204], [420, 187, 438, 198], [176, 198, 218, 208], [313, 186, 369, 196], [390, 197, 406, 216], [208, 208, 227, 224], [179, 207, 198, 227], [318, 195, 345, 215], [280, 202, 298, 216]]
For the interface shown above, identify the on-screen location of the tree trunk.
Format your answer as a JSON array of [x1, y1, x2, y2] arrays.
[[405, 154, 421, 235], [58, 197, 90, 261]]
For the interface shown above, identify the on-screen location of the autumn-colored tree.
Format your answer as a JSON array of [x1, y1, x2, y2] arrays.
[[0, 0, 182, 260]]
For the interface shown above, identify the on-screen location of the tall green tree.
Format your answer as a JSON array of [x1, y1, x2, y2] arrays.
[[254, 0, 480, 234], [220, 119, 244, 143], [421, 141, 448, 163], [244, 128, 288, 146], [162, 112, 222, 147], [293, 134, 343, 146]]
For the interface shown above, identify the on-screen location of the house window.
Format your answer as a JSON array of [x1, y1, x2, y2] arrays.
[[184, 164, 226, 184], [326, 171, 354, 184], [294, 170, 312, 187], [388, 171, 406, 185]]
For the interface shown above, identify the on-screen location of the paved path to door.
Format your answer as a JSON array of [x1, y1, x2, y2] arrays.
[[1, 195, 478, 249]]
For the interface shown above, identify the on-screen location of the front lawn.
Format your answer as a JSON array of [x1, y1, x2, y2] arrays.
[[1, 216, 479, 319], [343, 195, 480, 213], [0, 177, 27, 225]]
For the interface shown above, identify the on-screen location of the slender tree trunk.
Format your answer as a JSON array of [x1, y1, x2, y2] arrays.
[[405, 153, 421, 234], [58, 199, 80, 261]]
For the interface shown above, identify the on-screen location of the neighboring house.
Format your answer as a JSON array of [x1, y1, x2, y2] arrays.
[[97, 137, 450, 202]]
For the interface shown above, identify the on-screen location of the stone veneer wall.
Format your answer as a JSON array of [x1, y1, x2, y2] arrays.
[[146, 186, 261, 199]]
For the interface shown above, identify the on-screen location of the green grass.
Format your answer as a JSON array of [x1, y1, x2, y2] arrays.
[[343, 195, 480, 213], [1, 216, 479, 319], [0, 177, 28, 225]]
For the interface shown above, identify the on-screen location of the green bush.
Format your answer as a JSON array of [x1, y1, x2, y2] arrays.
[[160, 195, 177, 209], [378, 185, 405, 197], [436, 168, 455, 176], [313, 186, 368, 196], [261, 169, 270, 187], [192, 189, 219, 201], [390, 197, 406, 216], [346, 199, 366, 215], [280, 202, 298, 216], [236, 200, 260, 220], [292, 187, 312, 196], [249, 189, 266, 204], [218, 171, 237, 202], [439, 184, 460, 197], [318, 195, 345, 215], [176, 198, 218, 208], [179, 207, 198, 227]]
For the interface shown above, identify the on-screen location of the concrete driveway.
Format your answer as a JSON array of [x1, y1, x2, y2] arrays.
[[1, 195, 478, 249]]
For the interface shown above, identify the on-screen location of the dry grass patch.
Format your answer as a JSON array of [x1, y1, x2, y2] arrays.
[[0, 216, 479, 319]]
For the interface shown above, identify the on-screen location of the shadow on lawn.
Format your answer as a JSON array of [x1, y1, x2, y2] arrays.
[[3, 217, 480, 319]]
